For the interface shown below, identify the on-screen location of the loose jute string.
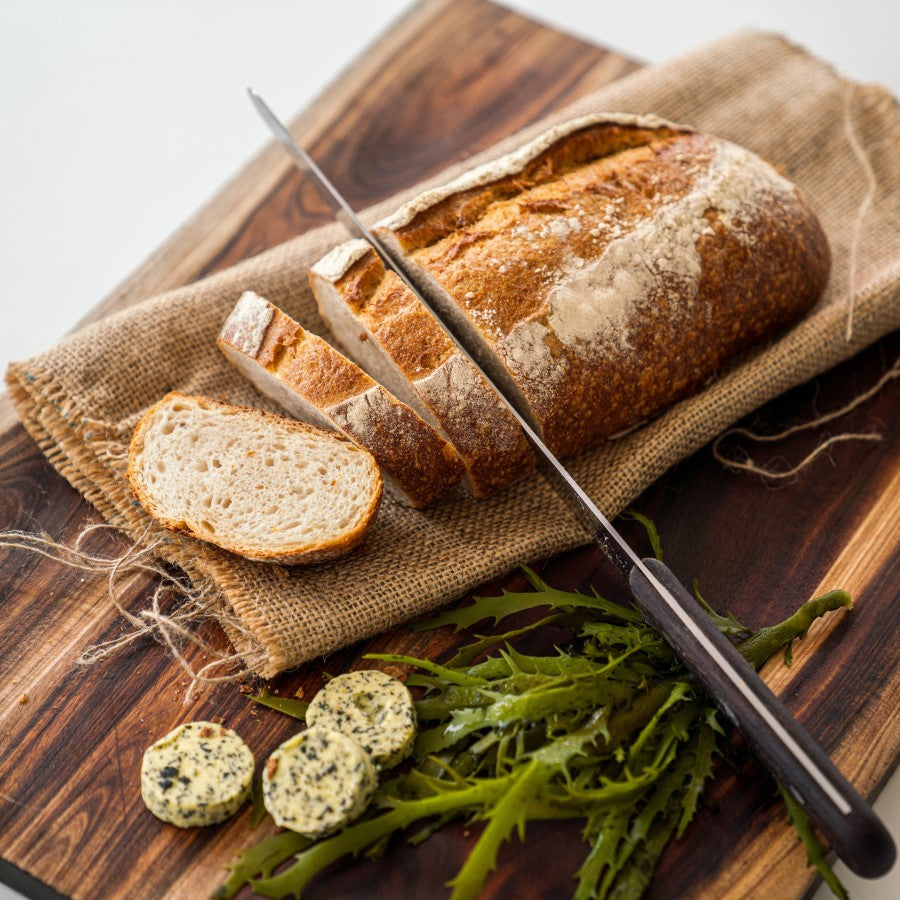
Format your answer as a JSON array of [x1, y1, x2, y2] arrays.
[[712, 357, 899, 481], [0, 523, 253, 702], [842, 83, 880, 341]]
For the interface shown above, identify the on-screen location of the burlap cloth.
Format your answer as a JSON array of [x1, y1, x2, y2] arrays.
[[6, 31, 899, 679]]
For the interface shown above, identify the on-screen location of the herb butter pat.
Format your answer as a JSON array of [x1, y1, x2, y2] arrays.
[[140, 721, 253, 828], [306, 669, 417, 769], [263, 727, 377, 837]]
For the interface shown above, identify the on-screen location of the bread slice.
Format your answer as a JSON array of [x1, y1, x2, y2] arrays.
[[126, 392, 382, 565], [310, 240, 534, 497], [217, 292, 465, 508], [373, 114, 830, 458]]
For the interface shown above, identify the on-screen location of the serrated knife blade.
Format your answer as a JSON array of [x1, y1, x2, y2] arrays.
[[247, 87, 895, 878]]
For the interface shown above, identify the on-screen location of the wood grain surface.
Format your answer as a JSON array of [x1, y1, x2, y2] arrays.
[[0, 1, 897, 898]]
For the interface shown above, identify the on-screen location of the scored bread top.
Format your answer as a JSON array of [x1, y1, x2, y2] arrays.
[[126, 392, 382, 565], [218, 292, 465, 508], [373, 115, 830, 458], [310, 243, 535, 497]]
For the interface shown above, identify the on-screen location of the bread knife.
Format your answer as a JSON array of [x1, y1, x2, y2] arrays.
[[247, 88, 896, 878]]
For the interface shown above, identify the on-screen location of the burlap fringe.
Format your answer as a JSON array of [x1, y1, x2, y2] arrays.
[[712, 357, 899, 481], [0, 523, 251, 703]]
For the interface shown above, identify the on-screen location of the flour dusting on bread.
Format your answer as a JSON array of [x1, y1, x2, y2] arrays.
[[220, 291, 274, 356], [312, 239, 371, 282], [544, 139, 798, 354], [332, 385, 394, 447]]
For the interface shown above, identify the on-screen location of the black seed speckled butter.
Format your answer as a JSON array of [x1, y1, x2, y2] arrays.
[[140, 721, 253, 827], [262, 726, 377, 837], [306, 670, 417, 769]]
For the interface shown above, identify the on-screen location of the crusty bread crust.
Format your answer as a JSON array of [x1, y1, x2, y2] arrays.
[[311, 246, 535, 497], [374, 117, 830, 457], [218, 293, 465, 508], [127, 392, 383, 565]]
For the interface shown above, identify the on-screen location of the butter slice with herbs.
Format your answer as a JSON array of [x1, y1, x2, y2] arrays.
[[262, 727, 377, 837], [140, 721, 254, 828], [306, 669, 417, 770]]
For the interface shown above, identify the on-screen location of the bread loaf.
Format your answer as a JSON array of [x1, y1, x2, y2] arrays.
[[371, 114, 831, 458], [310, 240, 534, 497], [218, 292, 465, 508], [126, 392, 382, 565]]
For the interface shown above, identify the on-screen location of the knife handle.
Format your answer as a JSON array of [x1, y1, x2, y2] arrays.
[[628, 557, 896, 878]]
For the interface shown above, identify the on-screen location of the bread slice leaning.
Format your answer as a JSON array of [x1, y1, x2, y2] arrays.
[[217, 292, 465, 508], [310, 240, 534, 497], [126, 392, 382, 565]]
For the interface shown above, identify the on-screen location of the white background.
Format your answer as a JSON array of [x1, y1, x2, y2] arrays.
[[0, 2, 897, 898]]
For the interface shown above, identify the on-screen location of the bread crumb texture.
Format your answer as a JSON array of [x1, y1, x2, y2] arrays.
[[127, 393, 382, 564]]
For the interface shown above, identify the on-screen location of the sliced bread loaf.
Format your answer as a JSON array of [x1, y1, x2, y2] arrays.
[[217, 292, 465, 508], [310, 240, 534, 497], [126, 392, 382, 565], [373, 114, 830, 458]]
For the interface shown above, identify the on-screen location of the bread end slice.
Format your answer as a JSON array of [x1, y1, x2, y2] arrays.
[[127, 392, 382, 565], [218, 292, 465, 508]]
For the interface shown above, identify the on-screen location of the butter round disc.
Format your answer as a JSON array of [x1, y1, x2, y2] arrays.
[[140, 720, 254, 827], [262, 726, 377, 837], [306, 669, 417, 769]]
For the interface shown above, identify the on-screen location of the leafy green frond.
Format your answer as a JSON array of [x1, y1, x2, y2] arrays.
[[520, 565, 553, 592], [574, 808, 632, 900], [414, 580, 641, 635], [776, 783, 848, 900], [676, 723, 719, 838], [447, 761, 549, 899], [607, 800, 681, 900], [736, 590, 852, 671], [444, 612, 583, 668], [249, 689, 309, 719], [627, 682, 691, 762], [364, 653, 483, 686], [622, 510, 665, 562], [250, 776, 268, 829], [692, 579, 749, 636], [213, 831, 310, 898], [253, 778, 513, 898]]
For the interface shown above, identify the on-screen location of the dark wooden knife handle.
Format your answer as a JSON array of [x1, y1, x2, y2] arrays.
[[628, 557, 896, 878]]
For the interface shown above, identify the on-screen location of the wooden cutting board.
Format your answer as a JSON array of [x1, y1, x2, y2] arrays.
[[0, 1, 897, 897]]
